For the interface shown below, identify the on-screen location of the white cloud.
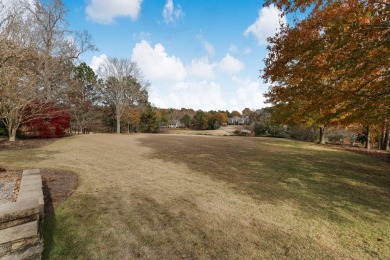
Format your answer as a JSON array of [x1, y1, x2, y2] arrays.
[[188, 53, 244, 79], [86, 0, 142, 24], [89, 54, 108, 73], [148, 89, 167, 108], [187, 57, 216, 80], [149, 77, 267, 111], [230, 77, 266, 110], [218, 54, 245, 75], [244, 5, 286, 45], [167, 81, 226, 111], [162, 0, 184, 24], [131, 40, 186, 82]]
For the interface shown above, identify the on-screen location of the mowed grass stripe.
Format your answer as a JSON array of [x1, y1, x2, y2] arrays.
[[0, 134, 388, 259]]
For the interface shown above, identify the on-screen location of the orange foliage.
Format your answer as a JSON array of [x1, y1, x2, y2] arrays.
[[263, 0, 389, 128], [214, 112, 228, 124]]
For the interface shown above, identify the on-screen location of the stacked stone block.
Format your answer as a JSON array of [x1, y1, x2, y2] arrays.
[[0, 169, 43, 260]]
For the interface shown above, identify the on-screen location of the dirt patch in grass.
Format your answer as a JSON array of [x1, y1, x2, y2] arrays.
[[0, 167, 78, 215], [0, 137, 78, 212], [41, 169, 78, 216]]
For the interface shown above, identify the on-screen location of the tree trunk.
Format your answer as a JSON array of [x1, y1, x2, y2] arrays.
[[319, 126, 326, 144], [365, 125, 370, 149], [350, 135, 355, 147], [116, 114, 121, 134], [44, 57, 52, 100], [379, 123, 386, 149], [8, 126, 17, 142], [383, 126, 390, 151]]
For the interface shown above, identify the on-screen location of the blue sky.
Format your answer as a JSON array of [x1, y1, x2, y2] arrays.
[[63, 0, 286, 111]]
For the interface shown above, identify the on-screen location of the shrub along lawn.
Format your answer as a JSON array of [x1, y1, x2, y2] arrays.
[[0, 134, 389, 259]]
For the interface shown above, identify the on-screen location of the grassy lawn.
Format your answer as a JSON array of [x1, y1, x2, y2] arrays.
[[0, 134, 389, 259], [162, 125, 249, 136]]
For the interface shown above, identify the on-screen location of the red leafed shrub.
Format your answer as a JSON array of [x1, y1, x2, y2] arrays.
[[23, 101, 70, 138]]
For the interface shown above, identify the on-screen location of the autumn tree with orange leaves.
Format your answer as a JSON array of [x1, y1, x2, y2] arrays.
[[263, 0, 389, 148], [123, 107, 141, 133], [214, 112, 228, 125]]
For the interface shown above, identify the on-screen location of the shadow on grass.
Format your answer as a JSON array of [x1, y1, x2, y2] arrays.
[[39, 187, 334, 259], [42, 192, 98, 259], [0, 149, 62, 167], [41, 169, 79, 259], [261, 149, 389, 223], [41, 180, 55, 259], [139, 135, 390, 224]]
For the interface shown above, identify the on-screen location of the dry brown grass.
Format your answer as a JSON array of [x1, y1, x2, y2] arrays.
[[162, 125, 250, 136], [0, 134, 388, 259]]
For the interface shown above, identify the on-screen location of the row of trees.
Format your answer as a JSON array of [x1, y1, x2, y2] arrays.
[[0, 0, 150, 141], [0, 0, 96, 141], [120, 108, 247, 133], [0, 0, 255, 139], [1, 0, 262, 141], [250, 107, 383, 147], [263, 0, 389, 150], [121, 108, 252, 132]]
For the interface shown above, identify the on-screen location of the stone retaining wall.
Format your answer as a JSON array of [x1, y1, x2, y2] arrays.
[[0, 169, 44, 260]]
